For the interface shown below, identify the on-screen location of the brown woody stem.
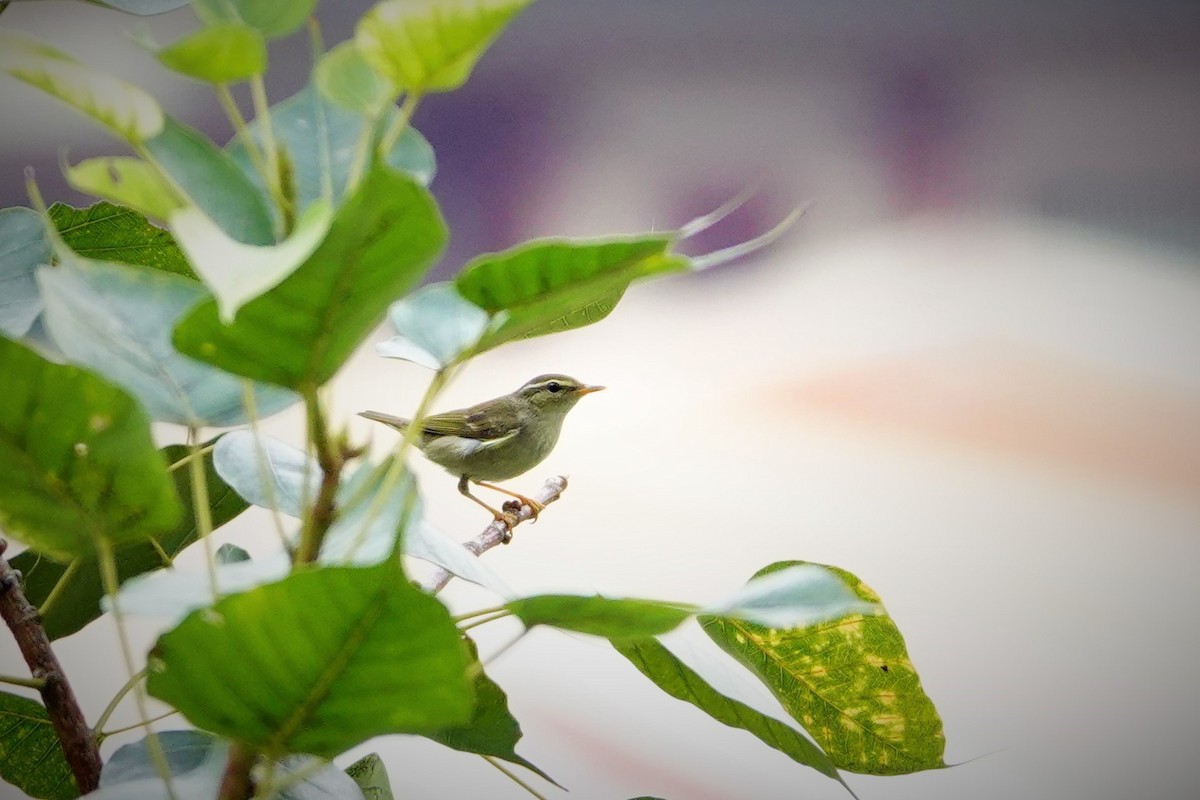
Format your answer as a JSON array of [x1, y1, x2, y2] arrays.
[[0, 538, 102, 793]]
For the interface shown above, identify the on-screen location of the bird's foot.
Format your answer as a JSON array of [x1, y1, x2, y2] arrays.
[[509, 495, 546, 522], [493, 509, 519, 543]]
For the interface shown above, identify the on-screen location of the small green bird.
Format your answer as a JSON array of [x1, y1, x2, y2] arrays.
[[358, 374, 604, 525]]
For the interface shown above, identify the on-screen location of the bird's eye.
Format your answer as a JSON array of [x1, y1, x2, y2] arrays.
[[546, 381, 562, 393]]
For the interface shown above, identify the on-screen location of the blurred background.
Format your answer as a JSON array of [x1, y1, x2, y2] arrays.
[[3, 1, 1200, 799]]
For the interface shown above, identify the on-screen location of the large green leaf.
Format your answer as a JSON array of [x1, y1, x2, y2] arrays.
[[0, 30, 163, 143], [10, 441, 248, 640], [157, 23, 267, 84], [613, 638, 849, 789], [49, 202, 194, 279], [357, 0, 535, 93], [143, 117, 276, 246], [0, 691, 77, 800], [506, 594, 694, 639], [146, 563, 474, 758], [173, 165, 446, 389], [0, 207, 50, 337], [37, 257, 298, 426], [455, 236, 689, 355], [426, 639, 558, 785], [701, 561, 946, 775], [63, 158, 186, 223], [192, 0, 318, 39], [225, 84, 436, 216], [0, 337, 180, 561]]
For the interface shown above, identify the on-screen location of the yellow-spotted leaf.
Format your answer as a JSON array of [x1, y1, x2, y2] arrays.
[[357, 0, 535, 93], [701, 561, 946, 776], [0, 30, 163, 143]]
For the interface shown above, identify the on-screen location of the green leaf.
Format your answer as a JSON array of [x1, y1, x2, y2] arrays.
[[37, 257, 298, 426], [215, 542, 251, 564], [507, 594, 694, 639], [357, 0, 535, 93], [0, 337, 181, 561], [316, 40, 393, 113], [10, 441, 248, 640], [426, 638, 559, 785], [345, 753, 394, 800], [0, 207, 50, 337], [0, 30, 164, 143], [0, 691, 77, 800], [225, 84, 436, 215], [174, 165, 446, 388], [61, 158, 186, 229], [193, 0, 318, 39], [701, 561, 946, 775], [613, 638, 850, 788], [157, 23, 267, 84], [455, 236, 689, 355], [144, 116, 275, 246], [377, 282, 488, 368], [49, 202, 193, 279], [147, 563, 474, 759], [168, 199, 334, 322]]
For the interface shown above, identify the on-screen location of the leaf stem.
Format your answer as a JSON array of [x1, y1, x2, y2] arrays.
[[100, 708, 178, 738], [481, 755, 548, 800], [458, 610, 512, 632], [249, 74, 292, 235], [294, 383, 342, 565], [0, 538, 102, 793], [168, 443, 215, 472], [0, 673, 46, 690], [188, 430, 220, 602], [454, 604, 509, 622], [379, 92, 421, 158], [92, 667, 146, 736], [242, 381, 291, 553], [36, 557, 80, 620], [215, 84, 268, 181]]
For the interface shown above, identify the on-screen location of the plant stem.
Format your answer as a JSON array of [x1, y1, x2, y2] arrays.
[[215, 84, 268, 181], [188, 430, 220, 601], [0, 538, 102, 793], [293, 383, 342, 565], [459, 611, 511, 632], [379, 92, 421, 157], [101, 709, 179, 738], [481, 755, 548, 800], [36, 557, 80, 620], [0, 673, 46, 690], [92, 667, 146, 736], [249, 75, 292, 235], [168, 443, 215, 473], [218, 743, 258, 800]]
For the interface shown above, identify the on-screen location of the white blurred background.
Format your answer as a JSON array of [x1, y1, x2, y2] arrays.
[[3, 1, 1200, 799]]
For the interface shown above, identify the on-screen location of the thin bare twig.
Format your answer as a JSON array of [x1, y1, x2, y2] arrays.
[[0, 539, 102, 793], [422, 476, 568, 593]]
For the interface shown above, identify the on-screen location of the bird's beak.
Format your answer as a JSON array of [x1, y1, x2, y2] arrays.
[[576, 384, 606, 395]]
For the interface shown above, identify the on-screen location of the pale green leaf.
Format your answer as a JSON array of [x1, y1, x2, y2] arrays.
[[377, 281, 488, 368], [146, 563, 475, 758], [346, 753, 394, 800], [157, 23, 267, 84], [701, 561, 946, 775], [63, 158, 185, 223], [0, 207, 49, 337], [356, 0, 535, 93], [0, 30, 163, 143], [192, 0, 318, 39], [0, 337, 181, 561], [316, 40, 393, 113]]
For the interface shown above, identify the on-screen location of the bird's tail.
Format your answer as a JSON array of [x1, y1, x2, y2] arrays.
[[357, 410, 411, 432]]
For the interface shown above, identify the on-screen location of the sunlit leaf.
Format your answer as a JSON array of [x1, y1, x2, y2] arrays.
[[157, 23, 267, 84], [0, 30, 164, 143], [0, 692, 77, 800], [168, 199, 333, 322], [455, 235, 689, 354], [0, 206, 49, 337], [58, 157, 186, 233], [49, 201, 193, 278], [506, 594, 694, 639], [701, 561, 946, 775], [357, 0, 535, 93], [377, 282, 488, 368], [11, 441, 249, 640], [144, 117, 275, 246], [174, 165, 446, 388], [37, 256, 297, 425], [226, 84, 436, 216], [316, 40, 393, 113], [0, 337, 180, 561], [613, 638, 851, 789], [193, 0, 318, 39], [147, 563, 474, 759]]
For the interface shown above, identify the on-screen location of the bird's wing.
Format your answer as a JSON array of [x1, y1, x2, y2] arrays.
[[419, 400, 516, 441]]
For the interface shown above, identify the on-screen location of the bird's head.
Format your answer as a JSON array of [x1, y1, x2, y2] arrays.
[[517, 374, 605, 413]]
